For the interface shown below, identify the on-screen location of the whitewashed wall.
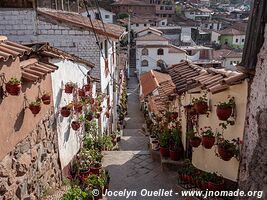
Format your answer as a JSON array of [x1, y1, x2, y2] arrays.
[[80, 8, 115, 24], [50, 58, 92, 169]]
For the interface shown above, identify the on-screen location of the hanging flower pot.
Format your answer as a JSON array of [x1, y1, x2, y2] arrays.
[[78, 88, 86, 97], [202, 136, 215, 149], [83, 84, 91, 92], [73, 103, 83, 113], [61, 105, 72, 117], [105, 111, 110, 118], [95, 112, 101, 119], [217, 139, 238, 161], [90, 98, 95, 105], [194, 102, 208, 114], [216, 107, 233, 121], [65, 82, 75, 94], [71, 121, 80, 131], [184, 105, 196, 115], [171, 112, 178, 120], [29, 99, 41, 114], [98, 106, 103, 112], [86, 112, 94, 121], [190, 136, 202, 148], [5, 78, 21, 96], [41, 93, 51, 105]]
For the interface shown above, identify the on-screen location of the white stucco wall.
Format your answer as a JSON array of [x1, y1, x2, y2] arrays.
[[132, 23, 151, 32], [232, 35, 246, 47], [223, 57, 242, 70], [80, 8, 115, 24], [50, 58, 92, 169], [136, 47, 186, 75]]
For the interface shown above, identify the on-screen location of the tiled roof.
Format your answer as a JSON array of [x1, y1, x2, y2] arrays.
[[148, 95, 167, 113], [167, 60, 248, 94], [21, 58, 58, 82], [139, 70, 172, 98], [0, 39, 32, 62], [213, 49, 242, 60], [169, 45, 187, 54], [136, 27, 163, 35], [219, 28, 245, 35], [37, 8, 125, 39], [112, 0, 152, 6], [136, 33, 168, 41]]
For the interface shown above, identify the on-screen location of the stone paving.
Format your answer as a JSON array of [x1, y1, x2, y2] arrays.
[[102, 76, 181, 200]]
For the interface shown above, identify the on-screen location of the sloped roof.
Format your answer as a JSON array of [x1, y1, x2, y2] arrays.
[[136, 27, 163, 35], [112, 0, 152, 6], [219, 27, 245, 35], [37, 8, 125, 39], [136, 33, 168, 41], [167, 60, 248, 94], [213, 49, 242, 60], [0, 39, 32, 62]]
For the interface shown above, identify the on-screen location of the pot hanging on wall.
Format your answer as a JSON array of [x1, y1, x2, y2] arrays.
[[194, 102, 208, 114], [216, 107, 233, 121], [6, 82, 21, 96], [41, 94, 51, 105], [61, 106, 71, 117], [71, 121, 80, 131], [202, 136, 215, 149]]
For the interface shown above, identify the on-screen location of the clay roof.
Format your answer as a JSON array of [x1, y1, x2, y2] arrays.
[[112, 0, 152, 6], [213, 49, 242, 60], [219, 28, 245, 35], [0, 39, 32, 62], [136, 33, 168, 41], [37, 8, 125, 39], [136, 27, 163, 35], [169, 45, 187, 54], [167, 60, 248, 94], [139, 70, 172, 98], [148, 95, 167, 113], [20, 58, 58, 82]]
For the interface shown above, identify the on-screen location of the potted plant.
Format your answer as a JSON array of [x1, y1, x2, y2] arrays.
[[73, 102, 83, 113], [89, 149, 103, 175], [61, 187, 88, 200], [78, 88, 86, 97], [41, 92, 51, 105], [29, 99, 42, 114], [65, 81, 76, 94], [94, 112, 101, 119], [85, 112, 94, 121], [216, 97, 235, 121], [208, 173, 225, 191], [183, 105, 197, 115], [186, 131, 202, 148], [201, 127, 216, 149], [217, 139, 239, 161], [86, 175, 105, 200], [169, 128, 183, 161], [159, 130, 170, 157], [83, 84, 91, 92], [192, 94, 208, 114], [5, 77, 21, 96], [61, 103, 72, 117], [71, 121, 81, 131]]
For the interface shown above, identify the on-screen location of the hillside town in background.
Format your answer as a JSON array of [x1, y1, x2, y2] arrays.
[[0, 0, 266, 199]]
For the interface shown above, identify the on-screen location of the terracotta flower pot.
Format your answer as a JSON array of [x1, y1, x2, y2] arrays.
[[65, 84, 74, 94], [218, 145, 234, 161], [83, 84, 91, 92], [41, 94, 51, 105], [61, 107, 71, 117], [194, 102, 208, 114], [74, 103, 83, 113], [208, 181, 224, 191], [160, 146, 169, 157], [90, 165, 102, 175], [171, 112, 178, 120], [216, 107, 233, 121], [29, 104, 41, 114], [190, 137, 202, 148], [79, 169, 90, 179], [202, 136, 215, 149], [95, 113, 101, 119], [6, 83, 21, 96], [78, 89, 86, 97], [71, 121, 80, 131], [86, 112, 94, 121], [169, 149, 180, 161], [90, 98, 95, 105]]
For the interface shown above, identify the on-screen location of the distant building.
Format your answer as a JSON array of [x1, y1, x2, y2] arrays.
[[218, 27, 246, 49], [144, 0, 176, 18], [135, 32, 187, 75], [80, 7, 116, 24], [184, 7, 212, 21], [213, 49, 242, 70]]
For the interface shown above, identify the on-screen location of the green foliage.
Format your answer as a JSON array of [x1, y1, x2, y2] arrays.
[[30, 98, 42, 106], [117, 13, 129, 19], [218, 139, 240, 157], [200, 127, 216, 137], [65, 81, 76, 87], [86, 175, 105, 188], [159, 131, 170, 148], [61, 187, 87, 200], [192, 93, 208, 104], [216, 97, 235, 109], [8, 77, 21, 85]]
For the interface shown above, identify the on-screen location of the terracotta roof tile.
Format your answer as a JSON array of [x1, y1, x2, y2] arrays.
[[0, 40, 32, 62], [37, 8, 125, 39], [167, 60, 248, 94], [219, 27, 245, 35], [136, 33, 168, 41]]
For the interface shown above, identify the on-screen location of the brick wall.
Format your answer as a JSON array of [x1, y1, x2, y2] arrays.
[[0, 8, 100, 77]]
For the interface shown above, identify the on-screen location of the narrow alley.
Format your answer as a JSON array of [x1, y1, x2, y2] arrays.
[[102, 75, 179, 200]]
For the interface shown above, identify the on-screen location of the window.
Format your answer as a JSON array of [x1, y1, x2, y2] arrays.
[[141, 60, 148, 67], [236, 38, 239, 43], [136, 23, 139, 27], [141, 48, 148, 55], [105, 15, 110, 19], [230, 61, 233, 65], [144, 23, 147, 27], [162, 22, 165, 26], [157, 48, 164, 55], [242, 38, 245, 43], [160, 6, 164, 10], [157, 60, 164, 68], [95, 12, 100, 20]]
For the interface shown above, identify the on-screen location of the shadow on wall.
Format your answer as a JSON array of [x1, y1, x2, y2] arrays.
[[54, 80, 64, 111], [14, 108, 25, 132]]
